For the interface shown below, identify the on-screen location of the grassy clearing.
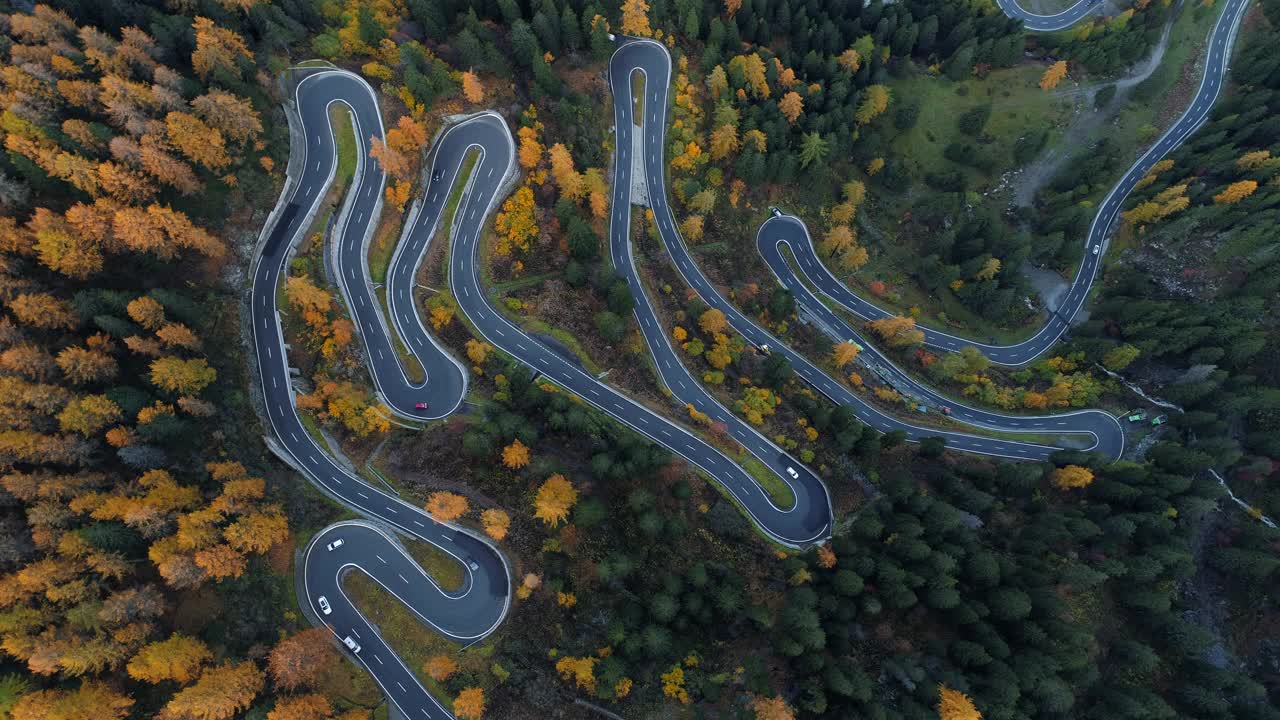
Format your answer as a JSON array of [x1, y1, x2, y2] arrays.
[[889, 63, 1070, 188], [333, 106, 358, 185], [343, 572, 499, 699], [631, 71, 645, 125], [738, 454, 797, 509], [401, 537, 465, 593]]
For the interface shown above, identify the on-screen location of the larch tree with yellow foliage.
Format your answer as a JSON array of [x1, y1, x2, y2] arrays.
[[833, 341, 860, 368], [494, 185, 537, 256], [855, 85, 891, 124], [778, 91, 804, 124], [1039, 60, 1068, 90], [1051, 465, 1095, 490], [533, 474, 578, 526], [867, 315, 925, 348], [453, 688, 485, 720], [461, 70, 484, 103], [1213, 180, 1258, 204], [501, 439, 530, 469], [937, 684, 982, 720], [752, 695, 796, 720], [548, 143, 585, 200], [481, 508, 511, 540], [619, 0, 652, 36], [425, 491, 469, 522]]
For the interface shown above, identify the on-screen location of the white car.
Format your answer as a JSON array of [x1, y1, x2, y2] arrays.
[[326, 538, 344, 551], [317, 596, 331, 615], [1092, 245, 1100, 255], [785, 466, 800, 480], [468, 560, 479, 571], [342, 636, 361, 654]]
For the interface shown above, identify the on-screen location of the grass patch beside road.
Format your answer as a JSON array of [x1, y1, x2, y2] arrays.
[[631, 71, 645, 125], [402, 537, 465, 593], [739, 454, 797, 509], [343, 571, 499, 702]]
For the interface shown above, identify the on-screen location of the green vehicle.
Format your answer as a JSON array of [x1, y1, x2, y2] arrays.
[[1126, 410, 1147, 423], [1150, 414, 1168, 426]]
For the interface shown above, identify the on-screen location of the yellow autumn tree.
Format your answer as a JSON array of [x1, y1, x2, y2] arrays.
[[680, 214, 705, 242], [973, 257, 1001, 281], [494, 185, 537, 255], [1213, 180, 1258, 204], [191, 17, 251, 80], [937, 684, 982, 720], [453, 688, 485, 720], [1039, 61, 1068, 90], [866, 157, 885, 176], [710, 124, 739, 160], [619, 0, 652, 36], [461, 71, 485, 103], [481, 508, 511, 540], [1236, 149, 1272, 170], [501, 439, 530, 469], [425, 491, 469, 522], [533, 474, 578, 526], [778, 91, 804, 124], [1051, 465, 1095, 490], [698, 308, 728, 334], [855, 85, 890, 125], [548, 143, 585, 200], [555, 656, 597, 692], [867, 315, 925, 347], [424, 655, 457, 681], [837, 48, 862, 73], [832, 341, 860, 368], [517, 125, 543, 170]]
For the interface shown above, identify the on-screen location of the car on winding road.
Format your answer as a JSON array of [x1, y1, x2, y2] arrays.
[[342, 636, 361, 654], [326, 538, 344, 551], [317, 596, 331, 615]]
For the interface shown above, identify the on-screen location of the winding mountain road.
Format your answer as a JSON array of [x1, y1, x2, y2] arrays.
[[251, 0, 1249, 713], [771, 0, 1252, 367], [610, 39, 1123, 461], [250, 70, 510, 720]]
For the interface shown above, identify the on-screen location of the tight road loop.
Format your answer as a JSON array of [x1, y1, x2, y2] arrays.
[[767, 0, 1254, 367], [258, 68, 836, 719], [609, 38, 1124, 462], [252, 70, 510, 720]]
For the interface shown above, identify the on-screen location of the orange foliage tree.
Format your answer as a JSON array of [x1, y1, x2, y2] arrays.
[[501, 439, 531, 469], [426, 491, 470, 522], [1050, 465, 1095, 490], [533, 474, 578, 527], [937, 684, 983, 720]]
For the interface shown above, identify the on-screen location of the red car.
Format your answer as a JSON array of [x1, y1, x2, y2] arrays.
[[414, 402, 429, 410]]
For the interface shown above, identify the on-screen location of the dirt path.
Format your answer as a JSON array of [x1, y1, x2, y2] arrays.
[[1012, 3, 1181, 208]]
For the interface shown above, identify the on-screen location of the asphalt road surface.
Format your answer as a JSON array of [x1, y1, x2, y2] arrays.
[[997, 0, 1105, 32], [609, 38, 1124, 462], [437, 113, 834, 549], [253, 0, 1249, 711], [774, 0, 1253, 367], [251, 70, 509, 720]]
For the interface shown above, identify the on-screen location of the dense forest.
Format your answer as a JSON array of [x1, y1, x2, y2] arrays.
[[0, 0, 1276, 719]]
